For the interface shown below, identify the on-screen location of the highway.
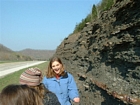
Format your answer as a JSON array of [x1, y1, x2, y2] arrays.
[[0, 61, 46, 78]]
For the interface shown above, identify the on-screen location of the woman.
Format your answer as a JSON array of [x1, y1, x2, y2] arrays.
[[43, 56, 80, 105], [0, 84, 43, 105], [19, 67, 60, 105]]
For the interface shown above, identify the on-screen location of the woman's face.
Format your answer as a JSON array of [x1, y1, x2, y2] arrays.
[[51, 61, 62, 74]]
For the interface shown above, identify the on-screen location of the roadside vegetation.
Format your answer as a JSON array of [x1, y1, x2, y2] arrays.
[[0, 61, 48, 91], [73, 0, 114, 33]]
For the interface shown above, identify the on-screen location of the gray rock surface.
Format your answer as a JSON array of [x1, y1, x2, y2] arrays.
[[54, 0, 140, 105]]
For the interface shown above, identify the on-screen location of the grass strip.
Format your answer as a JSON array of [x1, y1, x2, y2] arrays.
[[0, 61, 48, 91]]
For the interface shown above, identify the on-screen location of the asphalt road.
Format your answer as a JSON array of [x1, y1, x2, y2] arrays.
[[0, 61, 46, 78]]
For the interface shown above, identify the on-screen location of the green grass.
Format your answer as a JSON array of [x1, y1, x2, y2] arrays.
[[0, 61, 49, 92]]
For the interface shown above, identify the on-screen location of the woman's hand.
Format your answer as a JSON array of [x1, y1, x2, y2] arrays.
[[73, 97, 80, 103]]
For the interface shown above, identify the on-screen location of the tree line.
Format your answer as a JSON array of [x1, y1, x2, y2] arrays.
[[73, 0, 114, 33]]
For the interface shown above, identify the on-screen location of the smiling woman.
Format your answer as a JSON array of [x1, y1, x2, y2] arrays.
[[43, 56, 80, 105]]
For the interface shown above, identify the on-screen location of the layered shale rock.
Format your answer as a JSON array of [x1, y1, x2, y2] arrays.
[[54, 0, 140, 105]]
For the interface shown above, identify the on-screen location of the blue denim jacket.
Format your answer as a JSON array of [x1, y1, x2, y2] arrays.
[[42, 72, 79, 105]]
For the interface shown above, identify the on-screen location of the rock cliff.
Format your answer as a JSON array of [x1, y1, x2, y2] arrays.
[[54, 0, 140, 105]]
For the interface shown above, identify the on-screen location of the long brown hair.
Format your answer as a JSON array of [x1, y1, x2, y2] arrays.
[[0, 84, 43, 105], [46, 56, 65, 78], [30, 83, 51, 99]]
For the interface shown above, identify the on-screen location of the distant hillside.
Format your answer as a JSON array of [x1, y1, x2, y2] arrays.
[[0, 44, 32, 61], [0, 44, 13, 53], [18, 49, 55, 60]]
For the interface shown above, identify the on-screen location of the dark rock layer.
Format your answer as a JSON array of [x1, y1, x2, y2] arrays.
[[54, 0, 140, 105]]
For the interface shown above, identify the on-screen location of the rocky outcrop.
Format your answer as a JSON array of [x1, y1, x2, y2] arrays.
[[54, 0, 140, 105]]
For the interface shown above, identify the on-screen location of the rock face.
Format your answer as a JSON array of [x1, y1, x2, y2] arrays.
[[54, 0, 140, 105]]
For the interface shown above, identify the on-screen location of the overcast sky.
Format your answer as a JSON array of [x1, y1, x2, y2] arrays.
[[0, 0, 101, 51]]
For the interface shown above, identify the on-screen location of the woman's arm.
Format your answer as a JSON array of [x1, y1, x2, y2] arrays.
[[67, 73, 80, 102]]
